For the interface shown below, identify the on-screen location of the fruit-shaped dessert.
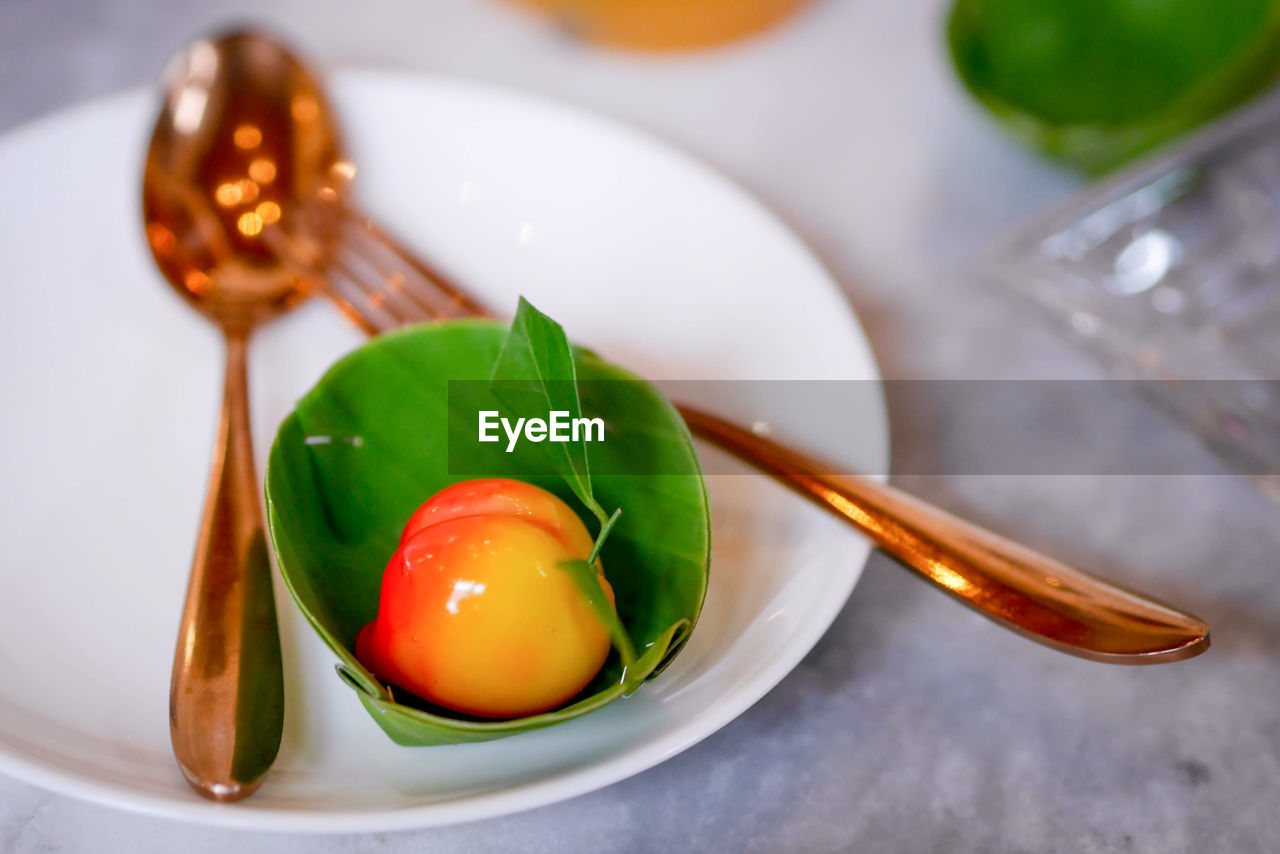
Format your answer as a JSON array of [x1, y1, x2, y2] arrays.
[[356, 478, 612, 719]]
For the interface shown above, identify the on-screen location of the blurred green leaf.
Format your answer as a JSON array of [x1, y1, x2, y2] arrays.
[[949, 0, 1280, 173]]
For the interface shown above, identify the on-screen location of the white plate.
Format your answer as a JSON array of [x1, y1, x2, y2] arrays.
[[0, 70, 886, 832]]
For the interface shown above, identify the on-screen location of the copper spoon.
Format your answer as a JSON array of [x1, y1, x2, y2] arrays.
[[202, 31, 1210, 666], [142, 31, 342, 800]]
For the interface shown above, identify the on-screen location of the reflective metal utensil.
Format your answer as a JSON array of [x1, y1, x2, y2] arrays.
[[142, 30, 342, 800]]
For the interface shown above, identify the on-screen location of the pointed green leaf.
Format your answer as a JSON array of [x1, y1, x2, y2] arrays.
[[490, 297, 607, 525], [559, 504, 634, 669]]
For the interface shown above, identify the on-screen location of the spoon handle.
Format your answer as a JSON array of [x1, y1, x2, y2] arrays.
[[170, 333, 284, 800], [677, 404, 1209, 664]]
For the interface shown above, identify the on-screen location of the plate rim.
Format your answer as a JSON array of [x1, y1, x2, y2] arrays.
[[0, 68, 888, 833]]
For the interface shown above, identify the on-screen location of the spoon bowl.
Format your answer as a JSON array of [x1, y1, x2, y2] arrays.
[[143, 29, 343, 333]]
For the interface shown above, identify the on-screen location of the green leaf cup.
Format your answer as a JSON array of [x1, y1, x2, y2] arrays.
[[948, 0, 1280, 173], [264, 320, 710, 745]]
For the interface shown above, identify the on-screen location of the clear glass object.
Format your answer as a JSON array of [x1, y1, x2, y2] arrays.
[[986, 89, 1280, 498]]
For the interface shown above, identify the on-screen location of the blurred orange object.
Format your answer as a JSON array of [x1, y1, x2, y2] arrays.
[[506, 0, 811, 50]]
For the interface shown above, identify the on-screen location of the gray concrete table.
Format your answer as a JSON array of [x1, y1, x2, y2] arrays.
[[3, 1, 1277, 851]]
